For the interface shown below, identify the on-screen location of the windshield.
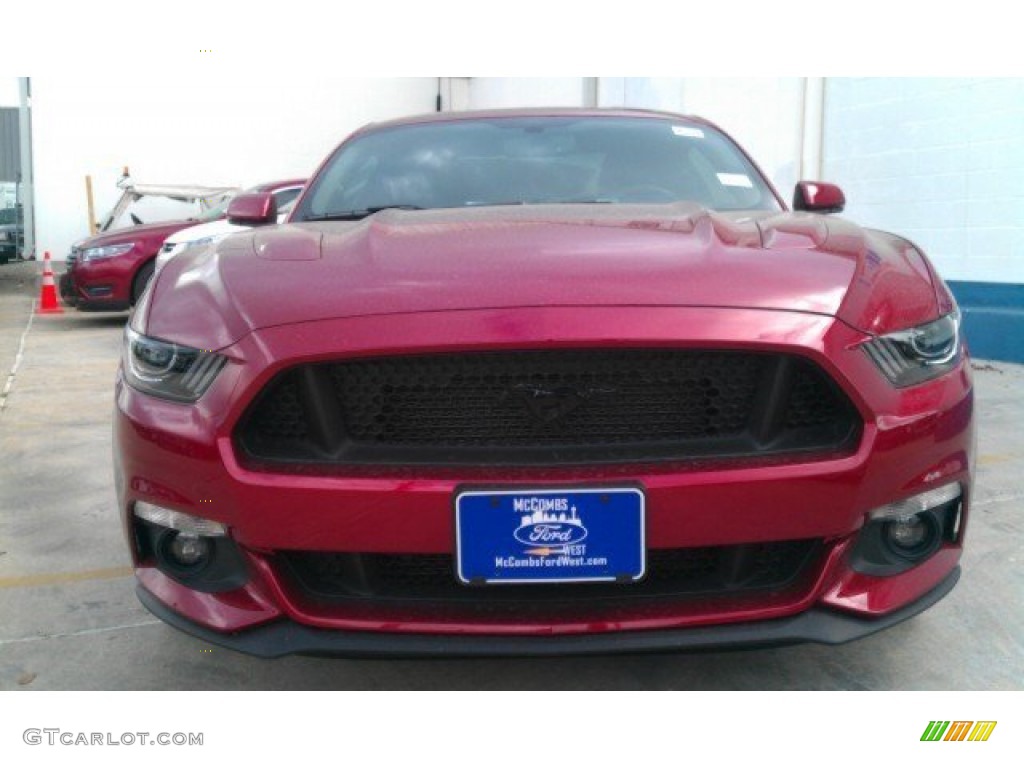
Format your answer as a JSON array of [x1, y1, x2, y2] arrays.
[[293, 116, 780, 221]]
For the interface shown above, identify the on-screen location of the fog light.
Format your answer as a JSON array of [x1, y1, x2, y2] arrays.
[[852, 482, 962, 575], [156, 530, 215, 576], [167, 533, 210, 566], [134, 514, 248, 593], [882, 513, 940, 559], [887, 516, 927, 548]]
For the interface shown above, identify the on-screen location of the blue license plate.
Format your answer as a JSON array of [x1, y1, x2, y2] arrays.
[[455, 488, 645, 584]]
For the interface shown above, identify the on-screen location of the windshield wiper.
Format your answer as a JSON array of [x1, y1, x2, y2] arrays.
[[541, 198, 616, 205], [303, 205, 425, 221], [305, 199, 614, 220]]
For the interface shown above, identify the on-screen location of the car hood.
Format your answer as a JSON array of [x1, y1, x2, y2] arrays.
[[75, 218, 201, 249], [147, 203, 942, 350]]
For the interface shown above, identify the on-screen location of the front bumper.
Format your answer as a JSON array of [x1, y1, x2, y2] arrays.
[[114, 305, 974, 655], [63, 255, 135, 311]]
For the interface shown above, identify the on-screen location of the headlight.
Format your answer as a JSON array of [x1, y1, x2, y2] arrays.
[[187, 236, 217, 248], [122, 328, 227, 402], [862, 311, 961, 387], [182, 233, 232, 253], [158, 235, 224, 269], [81, 242, 134, 261]]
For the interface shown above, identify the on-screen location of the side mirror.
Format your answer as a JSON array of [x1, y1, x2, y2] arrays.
[[793, 181, 845, 214], [227, 192, 278, 225]]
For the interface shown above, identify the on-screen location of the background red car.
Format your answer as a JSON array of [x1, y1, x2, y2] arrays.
[[115, 109, 973, 656], [61, 179, 305, 311]]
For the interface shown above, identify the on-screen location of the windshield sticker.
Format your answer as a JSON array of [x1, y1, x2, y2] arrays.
[[672, 125, 705, 138], [717, 172, 753, 188]]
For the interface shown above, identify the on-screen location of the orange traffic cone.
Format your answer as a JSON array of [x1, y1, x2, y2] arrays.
[[38, 251, 64, 314]]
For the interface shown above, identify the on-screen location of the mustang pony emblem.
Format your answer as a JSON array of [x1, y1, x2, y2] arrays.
[[504, 383, 617, 423]]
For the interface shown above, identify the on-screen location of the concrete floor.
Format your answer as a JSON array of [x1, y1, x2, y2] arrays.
[[0, 259, 1021, 690]]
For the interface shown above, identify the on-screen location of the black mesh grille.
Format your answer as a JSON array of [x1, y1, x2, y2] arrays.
[[251, 375, 309, 440], [785, 364, 845, 430], [330, 351, 761, 445], [237, 349, 859, 466], [279, 540, 821, 603]]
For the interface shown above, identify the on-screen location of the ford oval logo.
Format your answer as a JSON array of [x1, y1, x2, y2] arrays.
[[514, 522, 589, 547], [514, 502, 589, 547], [513, 510, 589, 547]]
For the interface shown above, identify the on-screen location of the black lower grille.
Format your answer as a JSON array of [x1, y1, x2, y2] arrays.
[[237, 349, 859, 466], [279, 540, 821, 604]]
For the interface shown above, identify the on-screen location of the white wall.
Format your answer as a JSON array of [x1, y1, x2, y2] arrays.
[[468, 78, 594, 109], [0, 77, 19, 107], [823, 78, 1024, 283], [32, 77, 439, 260]]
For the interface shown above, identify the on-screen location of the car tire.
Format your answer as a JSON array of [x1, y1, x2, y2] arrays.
[[132, 260, 155, 305]]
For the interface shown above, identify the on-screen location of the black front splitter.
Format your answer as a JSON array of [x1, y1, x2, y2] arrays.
[[137, 567, 959, 659]]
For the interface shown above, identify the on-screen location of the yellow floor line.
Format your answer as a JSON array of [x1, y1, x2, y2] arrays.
[[979, 453, 1014, 465], [0, 565, 134, 589]]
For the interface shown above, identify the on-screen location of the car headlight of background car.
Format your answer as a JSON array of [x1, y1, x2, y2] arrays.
[[862, 311, 961, 387], [186, 235, 219, 249], [179, 233, 232, 254], [80, 242, 135, 262], [122, 328, 227, 402], [156, 234, 229, 273]]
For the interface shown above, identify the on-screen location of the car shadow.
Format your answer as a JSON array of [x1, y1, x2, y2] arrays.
[[57, 312, 129, 330]]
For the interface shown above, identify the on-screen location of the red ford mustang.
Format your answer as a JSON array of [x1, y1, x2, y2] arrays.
[[114, 109, 973, 657]]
